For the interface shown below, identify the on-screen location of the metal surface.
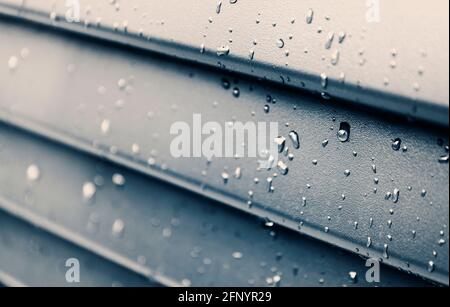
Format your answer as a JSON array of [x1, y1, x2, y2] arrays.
[[0, 0, 448, 125], [0, 122, 432, 287], [0, 16, 448, 285], [0, 210, 160, 287]]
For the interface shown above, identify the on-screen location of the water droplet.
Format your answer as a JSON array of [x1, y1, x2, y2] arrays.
[[438, 155, 449, 163], [427, 261, 435, 272], [348, 271, 358, 283], [117, 78, 127, 90], [390, 188, 400, 203], [216, 45, 230, 56], [221, 171, 229, 183], [306, 9, 314, 24], [274, 136, 286, 153], [324, 32, 335, 49], [216, 1, 222, 14], [383, 244, 389, 258], [112, 173, 126, 187], [320, 73, 328, 89], [8, 56, 18, 70], [232, 251, 243, 259], [276, 39, 285, 48], [232, 87, 240, 97], [277, 160, 288, 175], [366, 237, 372, 247], [82, 182, 96, 201], [129, 143, 140, 155], [337, 122, 350, 142], [344, 169, 351, 177], [288, 131, 300, 149], [391, 138, 402, 151], [100, 119, 111, 135], [26, 164, 41, 182], [331, 50, 340, 65], [112, 219, 125, 237], [234, 167, 242, 179]]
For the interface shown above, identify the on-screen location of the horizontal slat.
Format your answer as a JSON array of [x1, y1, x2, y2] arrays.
[[0, 122, 432, 287], [0, 0, 448, 125], [0, 210, 161, 287]]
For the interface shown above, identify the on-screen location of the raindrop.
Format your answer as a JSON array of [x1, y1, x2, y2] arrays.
[[221, 171, 229, 184], [438, 155, 449, 163], [26, 164, 41, 182], [427, 261, 435, 272], [383, 244, 389, 258], [320, 73, 328, 89], [232, 87, 240, 97], [112, 219, 125, 237], [8, 56, 18, 70], [112, 173, 126, 187], [100, 119, 111, 135], [82, 182, 96, 201], [277, 160, 289, 175], [216, 1, 222, 14], [288, 131, 300, 149], [216, 45, 230, 56], [274, 136, 286, 153], [232, 251, 243, 259], [391, 138, 402, 151], [276, 39, 285, 49], [306, 9, 314, 24], [348, 271, 358, 283], [366, 237, 372, 247], [337, 122, 350, 142], [324, 32, 335, 49], [391, 189, 400, 203]]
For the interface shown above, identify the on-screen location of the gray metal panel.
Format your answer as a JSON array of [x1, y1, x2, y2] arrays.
[[0, 17, 448, 285], [0, 0, 448, 125], [0, 211, 160, 287], [0, 123, 431, 287]]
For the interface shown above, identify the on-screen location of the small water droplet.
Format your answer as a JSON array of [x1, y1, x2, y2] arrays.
[[274, 136, 286, 153], [427, 261, 435, 272], [232, 251, 243, 259], [112, 219, 125, 237], [277, 160, 288, 175], [392, 188, 400, 203], [82, 181, 96, 201], [391, 138, 402, 151], [276, 38, 285, 49], [337, 122, 350, 142], [216, 45, 230, 56], [306, 9, 314, 24], [288, 131, 300, 149], [112, 173, 126, 187], [26, 164, 41, 182], [8, 56, 18, 70]]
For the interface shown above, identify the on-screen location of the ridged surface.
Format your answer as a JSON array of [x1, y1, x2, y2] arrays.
[[0, 16, 448, 285], [0, 123, 432, 287], [0, 0, 448, 125]]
